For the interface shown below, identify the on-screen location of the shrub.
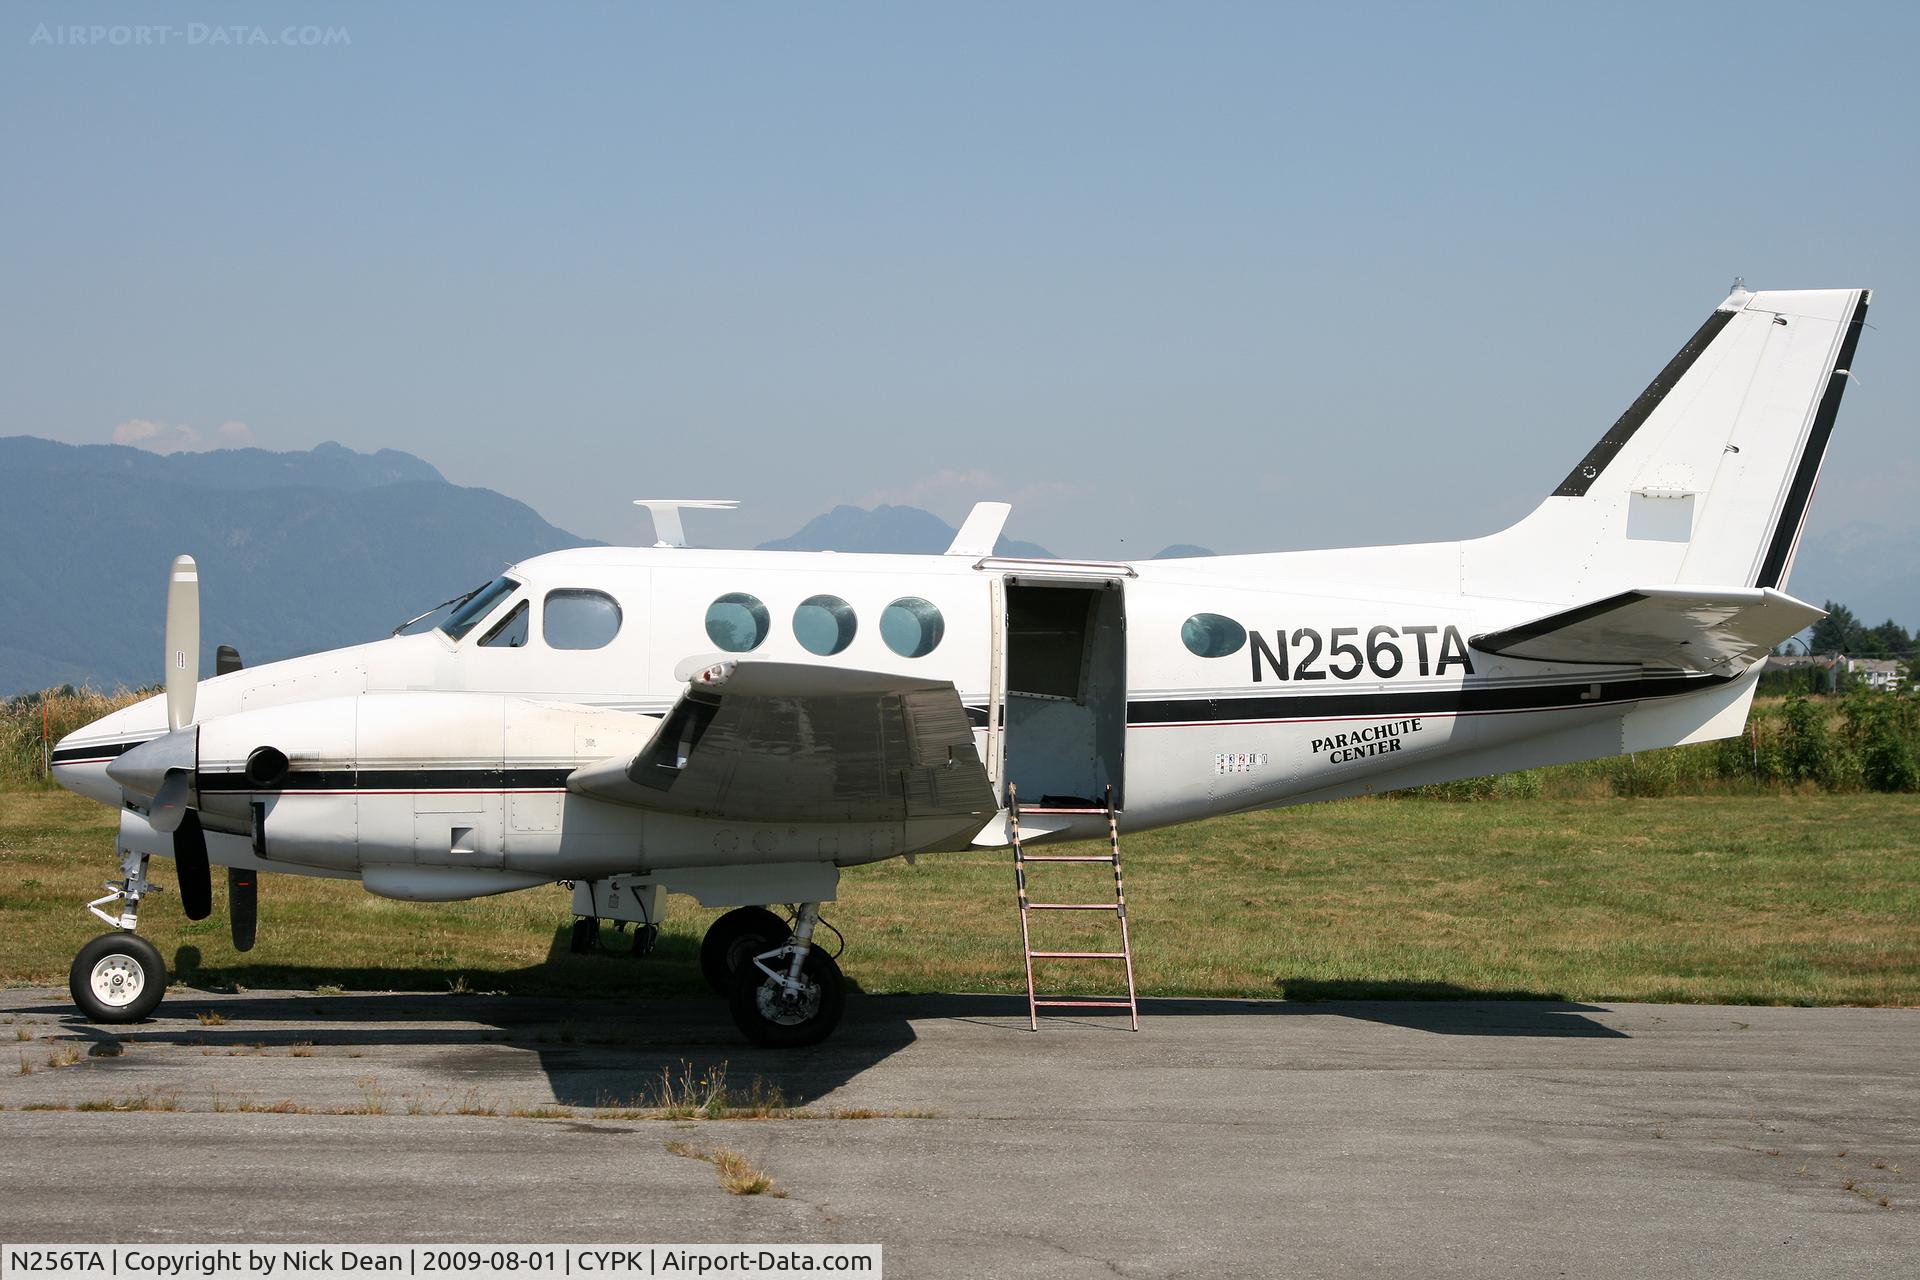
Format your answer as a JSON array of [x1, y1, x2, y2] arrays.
[[1843, 691, 1920, 793], [1777, 695, 1856, 790], [1608, 749, 1678, 797]]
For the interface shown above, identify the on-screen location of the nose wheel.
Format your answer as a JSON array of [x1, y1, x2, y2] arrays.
[[70, 848, 170, 1023], [70, 933, 168, 1024]]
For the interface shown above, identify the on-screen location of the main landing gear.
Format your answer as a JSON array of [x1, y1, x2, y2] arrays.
[[569, 915, 660, 957], [69, 849, 170, 1024], [707, 903, 846, 1048]]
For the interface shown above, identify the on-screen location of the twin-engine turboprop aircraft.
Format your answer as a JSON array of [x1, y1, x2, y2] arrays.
[[53, 284, 1867, 1046]]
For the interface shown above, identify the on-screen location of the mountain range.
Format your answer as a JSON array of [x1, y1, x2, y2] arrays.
[[0, 438, 1192, 694], [1783, 523, 1920, 634], [2, 435, 1904, 694], [0, 437, 593, 695]]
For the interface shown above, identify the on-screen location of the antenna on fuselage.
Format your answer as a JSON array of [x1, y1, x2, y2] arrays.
[[632, 499, 739, 549]]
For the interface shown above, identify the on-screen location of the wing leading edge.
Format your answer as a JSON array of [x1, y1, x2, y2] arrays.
[[1471, 586, 1825, 673], [567, 661, 995, 829]]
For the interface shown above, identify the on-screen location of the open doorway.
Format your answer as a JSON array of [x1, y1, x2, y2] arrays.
[[999, 579, 1126, 809]]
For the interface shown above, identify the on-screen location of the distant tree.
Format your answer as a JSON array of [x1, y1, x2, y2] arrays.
[[1808, 601, 1858, 654], [1868, 619, 1912, 658]]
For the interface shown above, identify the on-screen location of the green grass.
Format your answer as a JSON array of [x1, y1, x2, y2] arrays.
[[2, 787, 1915, 1006]]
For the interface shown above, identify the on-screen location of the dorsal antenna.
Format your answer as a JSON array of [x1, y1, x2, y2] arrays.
[[632, 499, 739, 549]]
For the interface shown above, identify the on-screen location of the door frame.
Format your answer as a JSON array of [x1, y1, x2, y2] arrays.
[[987, 567, 1132, 809]]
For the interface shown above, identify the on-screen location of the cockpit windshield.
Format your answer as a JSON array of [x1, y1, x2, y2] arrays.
[[437, 576, 522, 641]]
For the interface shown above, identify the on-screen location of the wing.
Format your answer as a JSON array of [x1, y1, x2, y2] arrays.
[[567, 661, 995, 825], [1470, 586, 1825, 673]]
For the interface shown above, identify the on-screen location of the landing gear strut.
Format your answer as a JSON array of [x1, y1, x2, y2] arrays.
[[569, 915, 660, 958], [69, 849, 170, 1024], [725, 902, 845, 1048]]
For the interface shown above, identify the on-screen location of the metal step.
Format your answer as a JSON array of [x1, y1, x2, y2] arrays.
[[1020, 854, 1116, 863], [1033, 998, 1136, 1010]]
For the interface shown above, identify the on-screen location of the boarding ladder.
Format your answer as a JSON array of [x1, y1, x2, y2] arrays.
[[1010, 784, 1140, 1031]]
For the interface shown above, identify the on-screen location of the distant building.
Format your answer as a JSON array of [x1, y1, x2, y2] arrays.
[[1761, 652, 1908, 693], [1845, 657, 1907, 692]]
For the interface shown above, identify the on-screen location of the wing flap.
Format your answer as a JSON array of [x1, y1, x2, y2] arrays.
[[568, 661, 995, 825], [1471, 586, 1825, 672]]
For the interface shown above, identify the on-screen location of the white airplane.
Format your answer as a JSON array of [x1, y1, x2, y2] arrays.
[[52, 283, 1867, 1046]]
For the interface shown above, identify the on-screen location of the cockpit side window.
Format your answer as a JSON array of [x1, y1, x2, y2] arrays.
[[478, 600, 530, 648], [439, 576, 521, 641]]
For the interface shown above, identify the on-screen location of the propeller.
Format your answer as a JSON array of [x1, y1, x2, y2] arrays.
[[165, 555, 198, 732], [107, 555, 213, 921], [228, 868, 257, 952]]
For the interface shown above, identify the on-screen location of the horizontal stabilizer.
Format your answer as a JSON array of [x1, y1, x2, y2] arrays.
[[568, 661, 995, 828], [1471, 586, 1824, 673]]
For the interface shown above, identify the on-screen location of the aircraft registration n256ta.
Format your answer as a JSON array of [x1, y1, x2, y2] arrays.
[[52, 284, 1868, 1046]]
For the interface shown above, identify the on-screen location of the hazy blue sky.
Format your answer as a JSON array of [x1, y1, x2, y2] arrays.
[[3, 2, 1915, 557]]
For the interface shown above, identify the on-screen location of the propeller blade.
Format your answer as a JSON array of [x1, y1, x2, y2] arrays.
[[166, 555, 200, 732], [175, 810, 213, 921], [229, 868, 257, 952]]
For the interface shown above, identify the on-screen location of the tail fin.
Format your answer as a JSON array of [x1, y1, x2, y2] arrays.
[[1469, 286, 1870, 603]]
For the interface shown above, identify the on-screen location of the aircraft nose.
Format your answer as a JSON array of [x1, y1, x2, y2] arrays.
[[50, 718, 128, 805]]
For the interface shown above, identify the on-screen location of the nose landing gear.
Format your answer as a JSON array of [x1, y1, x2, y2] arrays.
[[69, 849, 170, 1024]]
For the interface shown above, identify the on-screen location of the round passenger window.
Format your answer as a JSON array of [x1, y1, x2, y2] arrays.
[[1181, 613, 1246, 658], [544, 589, 622, 650], [880, 597, 945, 659], [793, 594, 857, 656], [705, 592, 770, 652]]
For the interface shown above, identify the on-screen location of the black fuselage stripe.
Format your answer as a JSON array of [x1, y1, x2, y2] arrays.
[[1553, 308, 1737, 498], [1127, 671, 1732, 724], [49, 741, 139, 765], [197, 768, 577, 793], [1753, 292, 1868, 590]]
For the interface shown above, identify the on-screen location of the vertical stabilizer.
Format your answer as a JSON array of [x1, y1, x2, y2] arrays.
[[1466, 287, 1869, 603]]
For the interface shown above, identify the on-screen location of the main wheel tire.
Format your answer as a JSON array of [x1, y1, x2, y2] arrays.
[[569, 917, 600, 954], [69, 933, 168, 1024], [726, 946, 845, 1048], [698, 907, 789, 995]]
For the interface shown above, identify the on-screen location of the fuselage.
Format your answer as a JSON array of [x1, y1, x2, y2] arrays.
[[53, 541, 1748, 894]]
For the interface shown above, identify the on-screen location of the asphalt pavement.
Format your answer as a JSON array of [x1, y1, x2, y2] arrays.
[[0, 987, 1913, 1278]]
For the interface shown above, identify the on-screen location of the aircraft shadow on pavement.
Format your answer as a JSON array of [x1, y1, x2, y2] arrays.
[[28, 941, 1621, 1107], [896, 990, 1629, 1038], [39, 986, 922, 1109], [31, 928, 923, 1109]]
